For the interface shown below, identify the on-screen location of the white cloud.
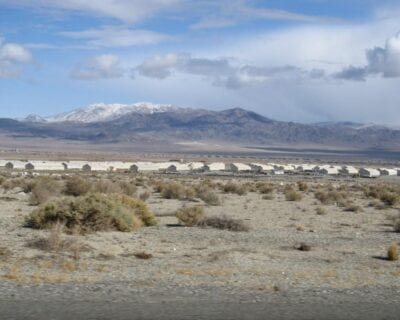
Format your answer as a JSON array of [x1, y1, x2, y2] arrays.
[[60, 26, 172, 48], [335, 32, 400, 80], [0, 39, 32, 78], [71, 54, 124, 80], [134, 53, 325, 88], [0, 0, 181, 23]]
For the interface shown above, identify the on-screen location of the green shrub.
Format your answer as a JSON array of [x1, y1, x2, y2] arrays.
[[64, 176, 91, 196], [26, 193, 156, 233], [176, 205, 205, 226]]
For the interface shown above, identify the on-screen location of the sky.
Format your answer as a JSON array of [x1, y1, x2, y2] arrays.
[[1, 0, 400, 125]]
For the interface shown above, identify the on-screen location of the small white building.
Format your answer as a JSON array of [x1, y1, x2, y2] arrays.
[[204, 162, 226, 172], [188, 162, 205, 171], [378, 168, 397, 176], [250, 163, 274, 173], [359, 168, 380, 178], [228, 163, 252, 173], [319, 167, 340, 175], [339, 166, 359, 176]]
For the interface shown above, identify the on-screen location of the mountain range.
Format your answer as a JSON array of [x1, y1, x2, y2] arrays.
[[1, 102, 399, 150]]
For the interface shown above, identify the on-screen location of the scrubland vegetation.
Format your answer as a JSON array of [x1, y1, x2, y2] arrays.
[[0, 170, 399, 288]]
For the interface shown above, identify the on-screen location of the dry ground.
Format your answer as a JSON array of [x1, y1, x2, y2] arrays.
[[0, 172, 399, 295]]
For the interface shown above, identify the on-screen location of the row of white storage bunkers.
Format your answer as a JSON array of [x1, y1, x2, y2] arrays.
[[0, 160, 399, 177]]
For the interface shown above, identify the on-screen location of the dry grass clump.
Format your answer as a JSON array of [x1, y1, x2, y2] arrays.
[[316, 207, 327, 215], [195, 184, 221, 206], [297, 181, 308, 192], [29, 176, 63, 205], [26, 193, 156, 233], [197, 215, 249, 232], [64, 176, 91, 196], [157, 181, 196, 200], [2, 177, 35, 193], [119, 181, 137, 196], [256, 182, 275, 194], [387, 242, 399, 261], [91, 179, 122, 194], [139, 191, 151, 201], [262, 194, 274, 200], [284, 188, 302, 201], [134, 252, 153, 260], [364, 184, 400, 207], [314, 190, 347, 205], [222, 182, 248, 196], [176, 205, 205, 226]]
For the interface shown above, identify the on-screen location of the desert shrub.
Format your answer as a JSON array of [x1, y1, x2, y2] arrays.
[[2, 177, 34, 193], [285, 188, 302, 201], [139, 191, 151, 201], [64, 176, 91, 196], [379, 192, 399, 207], [364, 184, 400, 207], [314, 190, 347, 205], [197, 215, 249, 232], [26, 193, 156, 233], [256, 182, 274, 194], [297, 181, 308, 192], [388, 242, 399, 261], [0, 175, 4, 186], [29, 176, 63, 205], [160, 181, 195, 200], [195, 185, 221, 206], [316, 207, 327, 215], [176, 205, 205, 226], [91, 179, 122, 194], [119, 181, 137, 196], [222, 182, 247, 195]]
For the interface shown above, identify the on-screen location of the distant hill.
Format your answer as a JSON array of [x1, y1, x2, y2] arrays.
[[2, 104, 400, 150]]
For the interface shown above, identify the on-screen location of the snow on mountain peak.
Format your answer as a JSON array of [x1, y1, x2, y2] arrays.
[[43, 102, 179, 123]]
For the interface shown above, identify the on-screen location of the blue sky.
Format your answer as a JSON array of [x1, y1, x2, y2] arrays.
[[1, 0, 400, 125]]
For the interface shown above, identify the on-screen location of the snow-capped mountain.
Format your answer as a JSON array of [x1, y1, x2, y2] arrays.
[[32, 102, 182, 123]]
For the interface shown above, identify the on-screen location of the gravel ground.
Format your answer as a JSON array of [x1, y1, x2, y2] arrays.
[[0, 176, 399, 319]]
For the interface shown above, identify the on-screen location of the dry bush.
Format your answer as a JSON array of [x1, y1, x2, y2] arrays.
[[316, 207, 327, 215], [195, 185, 221, 206], [64, 176, 91, 196], [297, 181, 308, 192], [285, 188, 302, 201], [314, 190, 347, 205], [26, 193, 156, 233], [139, 191, 151, 201], [365, 184, 400, 207], [296, 243, 312, 251], [388, 242, 399, 261], [160, 181, 195, 200], [0, 246, 11, 258], [2, 177, 34, 193], [222, 182, 248, 196], [197, 215, 249, 232], [29, 177, 63, 205], [119, 181, 137, 196], [176, 205, 205, 226], [256, 182, 274, 194], [91, 179, 122, 194], [134, 252, 153, 259]]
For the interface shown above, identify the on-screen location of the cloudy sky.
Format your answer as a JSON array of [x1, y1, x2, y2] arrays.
[[1, 0, 400, 125]]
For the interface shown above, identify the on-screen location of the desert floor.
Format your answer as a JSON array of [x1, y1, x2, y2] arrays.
[[0, 173, 399, 319]]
